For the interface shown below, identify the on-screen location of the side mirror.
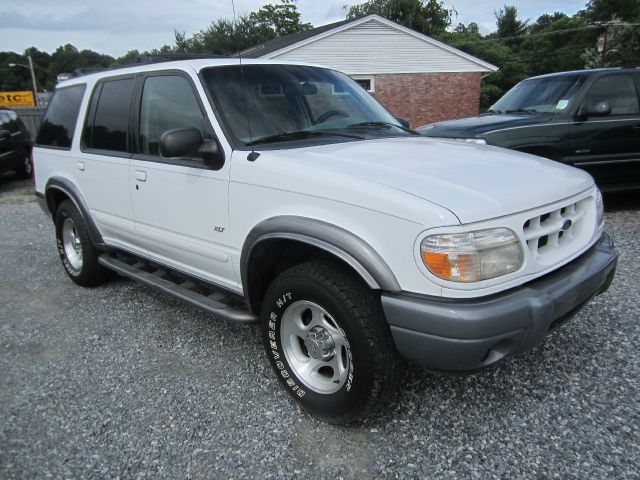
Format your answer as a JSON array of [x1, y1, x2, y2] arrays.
[[395, 116, 411, 129], [159, 127, 224, 169], [160, 127, 203, 158], [578, 101, 611, 119]]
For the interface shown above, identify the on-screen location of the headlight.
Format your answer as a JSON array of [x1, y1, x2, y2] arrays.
[[421, 228, 523, 282], [595, 188, 604, 227]]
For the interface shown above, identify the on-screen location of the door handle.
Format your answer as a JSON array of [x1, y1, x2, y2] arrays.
[[633, 123, 640, 129], [135, 170, 147, 182], [77, 161, 85, 171]]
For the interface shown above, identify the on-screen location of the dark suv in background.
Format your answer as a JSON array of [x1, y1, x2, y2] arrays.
[[418, 68, 640, 192], [0, 108, 32, 179]]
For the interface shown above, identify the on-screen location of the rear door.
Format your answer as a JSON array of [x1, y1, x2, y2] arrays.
[[128, 70, 237, 291], [569, 73, 640, 188], [80, 76, 140, 252]]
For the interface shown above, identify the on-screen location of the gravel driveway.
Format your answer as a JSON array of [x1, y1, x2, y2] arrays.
[[1, 176, 638, 479]]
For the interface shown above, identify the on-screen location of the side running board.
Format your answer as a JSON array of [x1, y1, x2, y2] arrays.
[[98, 252, 258, 325]]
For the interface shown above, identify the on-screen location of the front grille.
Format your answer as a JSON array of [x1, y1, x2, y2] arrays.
[[522, 196, 592, 266]]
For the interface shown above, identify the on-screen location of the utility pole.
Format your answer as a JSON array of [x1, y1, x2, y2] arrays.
[[601, 25, 608, 68], [27, 55, 38, 106]]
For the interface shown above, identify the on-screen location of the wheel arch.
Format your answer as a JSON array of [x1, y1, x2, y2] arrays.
[[240, 216, 401, 314], [45, 177, 104, 247]]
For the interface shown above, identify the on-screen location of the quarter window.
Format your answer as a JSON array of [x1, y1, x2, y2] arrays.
[[85, 78, 134, 152], [584, 75, 639, 115], [36, 84, 85, 149], [139, 75, 207, 156]]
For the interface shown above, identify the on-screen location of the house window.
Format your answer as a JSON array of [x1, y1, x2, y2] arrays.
[[351, 76, 374, 93]]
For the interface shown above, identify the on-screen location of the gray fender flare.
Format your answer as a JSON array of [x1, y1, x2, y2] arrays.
[[45, 177, 104, 246], [240, 216, 401, 301]]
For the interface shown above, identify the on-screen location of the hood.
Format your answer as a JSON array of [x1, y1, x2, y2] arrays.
[[251, 136, 594, 225], [417, 112, 553, 139]]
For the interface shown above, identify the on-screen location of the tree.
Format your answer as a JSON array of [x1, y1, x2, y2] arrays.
[[495, 5, 528, 39], [581, 0, 640, 68], [454, 22, 479, 34], [520, 13, 597, 74], [249, 0, 312, 36], [586, 0, 640, 22], [173, 0, 312, 55], [346, 0, 454, 37]]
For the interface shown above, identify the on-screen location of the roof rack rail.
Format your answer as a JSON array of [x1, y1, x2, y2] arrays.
[[57, 52, 230, 81]]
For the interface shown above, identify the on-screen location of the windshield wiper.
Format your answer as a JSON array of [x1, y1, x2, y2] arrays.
[[347, 121, 420, 135], [505, 108, 539, 114], [245, 129, 363, 146], [488, 108, 503, 113]]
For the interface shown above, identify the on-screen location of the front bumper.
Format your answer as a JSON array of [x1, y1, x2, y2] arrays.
[[382, 233, 617, 372]]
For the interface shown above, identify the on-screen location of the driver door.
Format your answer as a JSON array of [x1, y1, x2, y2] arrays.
[[570, 73, 640, 188], [129, 72, 238, 291]]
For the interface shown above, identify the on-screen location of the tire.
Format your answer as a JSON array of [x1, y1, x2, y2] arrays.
[[261, 261, 404, 423], [54, 200, 111, 287], [14, 151, 32, 179]]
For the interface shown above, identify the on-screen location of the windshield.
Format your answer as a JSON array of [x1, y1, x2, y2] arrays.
[[491, 75, 586, 114], [201, 64, 411, 147]]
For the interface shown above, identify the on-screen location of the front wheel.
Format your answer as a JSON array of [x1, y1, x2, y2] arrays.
[[261, 261, 404, 423]]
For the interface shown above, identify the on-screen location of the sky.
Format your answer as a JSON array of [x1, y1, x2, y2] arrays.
[[0, 0, 589, 58]]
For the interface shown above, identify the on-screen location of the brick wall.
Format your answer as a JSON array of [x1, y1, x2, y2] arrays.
[[372, 72, 481, 128]]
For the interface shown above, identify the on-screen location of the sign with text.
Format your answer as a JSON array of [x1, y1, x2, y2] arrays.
[[0, 91, 35, 107]]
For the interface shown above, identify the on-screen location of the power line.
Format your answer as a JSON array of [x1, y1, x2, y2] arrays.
[[466, 22, 640, 43]]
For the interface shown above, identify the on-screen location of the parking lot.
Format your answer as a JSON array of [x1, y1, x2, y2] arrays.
[[1, 176, 638, 479]]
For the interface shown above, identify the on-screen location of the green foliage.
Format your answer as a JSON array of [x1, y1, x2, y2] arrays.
[[173, 0, 312, 55], [586, 0, 640, 22], [0, 45, 114, 92], [520, 13, 598, 74], [249, 0, 313, 36], [495, 5, 528, 38], [581, 0, 640, 68], [346, 0, 453, 36]]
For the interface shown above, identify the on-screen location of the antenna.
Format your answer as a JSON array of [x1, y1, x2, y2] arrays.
[[231, 0, 258, 159]]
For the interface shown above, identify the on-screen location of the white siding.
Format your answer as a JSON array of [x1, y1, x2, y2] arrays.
[[269, 19, 490, 74]]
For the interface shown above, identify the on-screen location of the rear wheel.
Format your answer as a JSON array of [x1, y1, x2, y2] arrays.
[[261, 261, 404, 423], [54, 200, 111, 287]]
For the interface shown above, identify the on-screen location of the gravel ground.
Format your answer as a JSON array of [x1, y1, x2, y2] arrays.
[[1, 176, 638, 479]]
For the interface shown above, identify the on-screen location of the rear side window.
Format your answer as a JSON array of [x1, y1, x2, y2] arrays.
[[84, 77, 134, 152], [36, 85, 85, 149]]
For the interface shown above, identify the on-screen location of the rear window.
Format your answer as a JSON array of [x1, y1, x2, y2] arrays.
[[36, 84, 86, 149]]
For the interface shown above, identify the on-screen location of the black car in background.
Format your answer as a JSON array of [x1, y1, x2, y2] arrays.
[[0, 109, 32, 179], [418, 68, 640, 192]]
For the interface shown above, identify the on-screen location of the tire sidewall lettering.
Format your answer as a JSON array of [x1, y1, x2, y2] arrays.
[[266, 288, 356, 403]]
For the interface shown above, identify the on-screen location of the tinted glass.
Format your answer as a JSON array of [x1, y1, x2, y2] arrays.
[[202, 65, 403, 146], [36, 85, 85, 148], [492, 75, 586, 114], [584, 75, 640, 115], [139, 75, 207, 156], [88, 78, 134, 152]]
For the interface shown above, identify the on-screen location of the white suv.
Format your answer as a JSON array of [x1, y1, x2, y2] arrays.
[[33, 59, 617, 423]]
